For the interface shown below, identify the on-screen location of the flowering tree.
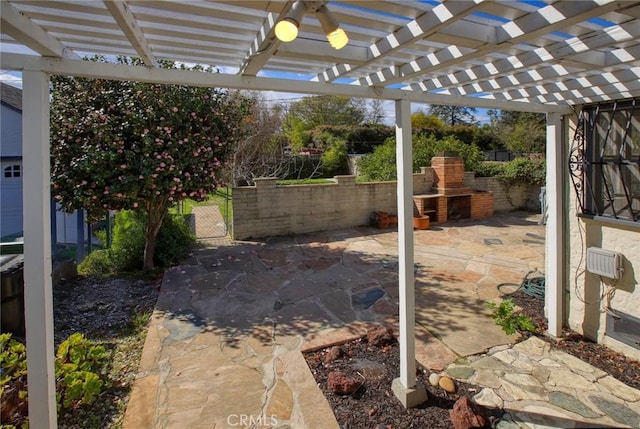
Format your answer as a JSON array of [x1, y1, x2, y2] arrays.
[[50, 58, 253, 271]]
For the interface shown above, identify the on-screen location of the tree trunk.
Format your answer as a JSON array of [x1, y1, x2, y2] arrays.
[[142, 201, 168, 271]]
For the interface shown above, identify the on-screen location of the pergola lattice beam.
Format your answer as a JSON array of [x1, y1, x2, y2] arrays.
[[239, 12, 281, 76], [1, 52, 572, 114], [363, 0, 622, 86], [314, 0, 486, 83], [103, 0, 157, 67], [409, 21, 640, 94], [0, 1, 79, 59]]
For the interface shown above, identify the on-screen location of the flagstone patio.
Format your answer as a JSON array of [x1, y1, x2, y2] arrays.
[[122, 212, 640, 428]]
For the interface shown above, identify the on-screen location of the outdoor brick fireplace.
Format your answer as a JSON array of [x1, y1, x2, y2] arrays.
[[413, 156, 494, 223]]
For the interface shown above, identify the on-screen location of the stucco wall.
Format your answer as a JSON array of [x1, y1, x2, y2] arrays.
[[567, 189, 640, 360]]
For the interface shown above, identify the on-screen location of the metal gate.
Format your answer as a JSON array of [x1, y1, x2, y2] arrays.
[[180, 188, 232, 239]]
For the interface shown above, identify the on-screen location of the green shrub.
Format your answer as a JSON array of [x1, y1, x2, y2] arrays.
[[474, 161, 506, 178], [500, 157, 546, 186], [155, 213, 195, 267], [107, 210, 194, 272], [1, 333, 109, 427], [0, 334, 28, 427], [485, 299, 536, 335], [357, 134, 484, 182], [357, 136, 398, 181], [110, 210, 146, 272], [321, 138, 350, 177], [55, 333, 109, 410], [77, 249, 115, 278]]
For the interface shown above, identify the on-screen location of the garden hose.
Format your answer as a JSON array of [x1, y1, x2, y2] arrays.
[[497, 269, 546, 300]]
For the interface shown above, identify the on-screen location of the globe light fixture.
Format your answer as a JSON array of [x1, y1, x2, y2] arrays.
[[274, 1, 349, 50], [275, 1, 306, 43], [316, 4, 349, 50]]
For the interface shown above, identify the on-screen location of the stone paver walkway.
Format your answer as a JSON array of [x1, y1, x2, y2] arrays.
[[122, 212, 640, 428], [448, 336, 640, 428]]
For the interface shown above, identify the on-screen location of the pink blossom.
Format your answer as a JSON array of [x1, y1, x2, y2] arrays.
[[120, 164, 127, 169], [172, 107, 178, 112], [133, 202, 139, 208], [160, 162, 166, 168], [117, 193, 123, 197]]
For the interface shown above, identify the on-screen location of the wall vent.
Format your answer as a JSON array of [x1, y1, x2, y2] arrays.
[[586, 247, 623, 279]]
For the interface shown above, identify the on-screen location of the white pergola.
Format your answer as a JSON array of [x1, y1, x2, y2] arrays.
[[2, 0, 640, 426]]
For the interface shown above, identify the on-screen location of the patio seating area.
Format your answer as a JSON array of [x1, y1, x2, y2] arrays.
[[122, 212, 640, 428]]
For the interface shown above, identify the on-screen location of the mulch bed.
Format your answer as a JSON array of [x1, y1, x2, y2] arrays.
[[304, 290, 640, 429], [510, 289, 640, 390], [304, 337, 503, 429]]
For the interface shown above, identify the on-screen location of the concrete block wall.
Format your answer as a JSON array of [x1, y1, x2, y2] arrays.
[[471, 176, 541, 212], [233, 169, 435, 240], [232, 168, 535, 240]]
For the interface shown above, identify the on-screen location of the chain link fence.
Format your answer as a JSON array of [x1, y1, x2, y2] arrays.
[[178, 189, 232, 239]]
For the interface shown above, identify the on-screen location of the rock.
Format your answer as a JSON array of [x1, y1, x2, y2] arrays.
[[367, 326, 395, 347], [324, 346, 342, 364], [439, 375, 456, 393], [428, 373, 441, 387], [450, 396, 486, 429], [327, 371, 361, 395]]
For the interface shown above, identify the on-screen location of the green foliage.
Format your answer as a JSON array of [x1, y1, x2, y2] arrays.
[[111, 210, 146, 272], [473, 162, 506, 178], [411, 111, 444, 134], [107, 210, 194, 272], [357, 134, 484, 182], [155, 213, 195, 267], [357, 137, 398, 181], [1, 333, 109, 427], [495, 111, 546, 154], [55, 333, 108, 410], [0, 334, 28, 428], [320, 138, 350, 177], [77, 249, 115, 278], [50, 56, 253, 270], [485, 299, 536, 335], [500, 157, 546, 186], [444, 125, 477, 146], [308, 124, 394, 153]]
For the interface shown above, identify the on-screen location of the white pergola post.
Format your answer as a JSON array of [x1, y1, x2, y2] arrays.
[[391, 98, 427, 408], [22, 70, 58, 428], [545, 112, 565, 338]]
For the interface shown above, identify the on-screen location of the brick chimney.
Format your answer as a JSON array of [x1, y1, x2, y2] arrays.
[[431, 156, 472, 195]]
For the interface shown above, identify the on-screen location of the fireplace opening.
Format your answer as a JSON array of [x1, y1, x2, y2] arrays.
[[447, 195, 471, 220]]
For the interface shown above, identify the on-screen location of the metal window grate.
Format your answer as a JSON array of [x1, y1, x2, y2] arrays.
[[569, 98, 640, 223]]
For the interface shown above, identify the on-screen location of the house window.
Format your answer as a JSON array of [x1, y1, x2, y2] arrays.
[[569, 99, 640, 223], [3, 164, 21, 178]]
